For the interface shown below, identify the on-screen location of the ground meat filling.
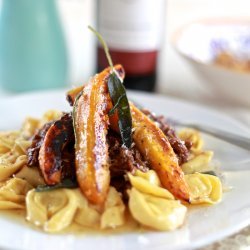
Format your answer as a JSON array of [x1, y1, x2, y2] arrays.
[[108, 131, 149, 200], [108, 131, 149, 177], [141, 109, 192, 165]]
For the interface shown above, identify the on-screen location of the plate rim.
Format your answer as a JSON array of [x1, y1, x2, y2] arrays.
[[1, 88, 249, 134]]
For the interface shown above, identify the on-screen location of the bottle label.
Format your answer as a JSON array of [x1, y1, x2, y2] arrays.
[[98, 0, 165, 51]]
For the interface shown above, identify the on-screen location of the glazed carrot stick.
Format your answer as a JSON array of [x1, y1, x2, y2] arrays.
[[74, 65, 124, 205], [66, 64, 125, 106], [130, 103, 190, 202]]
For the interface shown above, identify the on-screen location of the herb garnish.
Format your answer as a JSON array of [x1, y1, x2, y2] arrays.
[[35, 178, 78, 192], [88, 26, 132, 148]]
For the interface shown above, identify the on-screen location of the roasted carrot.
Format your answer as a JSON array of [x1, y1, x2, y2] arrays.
[[66, 64, 125, 106], [130, 103, 190, 202], [74, 66, 124, 205]]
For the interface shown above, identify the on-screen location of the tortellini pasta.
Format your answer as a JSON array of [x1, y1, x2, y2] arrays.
[[128, 188, 187, 231], [101, 187, 125, 229], [178, 128, 215, 174], [0, 154, 27, 182], [181, 151, 214, 174], [185, 173, 222, 204], [74, 194, 100, 228], [128, 170, 174, 200], [128, 170, 186, 230], [178, 128, 204, 153], [0, 110, 63, 183], [178, 130, 221, 204], [134, 169, 161, 186], [26, 188, 82, 233], [38, 110, 62, 127], [15, 165, 45, 187], [21, 110, 62, 139], [0, 131, 20, 154], [26, 187, 125, 233], [0, 178, 32, 209], [0, 130, 31, 181], [21, 117, 40, 139]]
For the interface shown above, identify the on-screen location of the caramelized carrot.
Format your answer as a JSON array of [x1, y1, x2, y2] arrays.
[[74, 65, 124, 205], [130, 103, 190, 202], [66, 64, 125, 106]]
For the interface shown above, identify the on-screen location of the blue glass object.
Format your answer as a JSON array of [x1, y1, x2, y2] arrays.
[[0, 0, 68, 92]]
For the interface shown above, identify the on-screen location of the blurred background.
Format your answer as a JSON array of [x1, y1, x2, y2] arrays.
[[0, 0, 249, 123]]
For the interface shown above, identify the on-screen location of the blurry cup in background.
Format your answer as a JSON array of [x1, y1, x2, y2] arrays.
[[0, 0, 67, 92]]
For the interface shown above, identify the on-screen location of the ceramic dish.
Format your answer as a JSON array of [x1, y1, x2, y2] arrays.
[[172, 18, 250, 107]]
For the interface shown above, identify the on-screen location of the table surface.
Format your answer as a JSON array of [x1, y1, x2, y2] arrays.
[[0, 0, 249, 249]]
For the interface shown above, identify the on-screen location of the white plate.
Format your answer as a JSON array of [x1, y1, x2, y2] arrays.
[[0, 90, 250, 250]]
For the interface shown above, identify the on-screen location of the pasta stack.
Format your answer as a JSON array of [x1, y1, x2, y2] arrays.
[[0, 67, 223, 233]]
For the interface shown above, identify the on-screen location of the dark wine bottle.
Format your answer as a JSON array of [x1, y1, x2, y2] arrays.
[[97, 0, 165, 92]]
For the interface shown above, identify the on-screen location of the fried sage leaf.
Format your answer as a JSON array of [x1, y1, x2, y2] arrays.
[[88, 25, 132, 148], [108, 72, 132, 148], [36, 178, 78, 192]]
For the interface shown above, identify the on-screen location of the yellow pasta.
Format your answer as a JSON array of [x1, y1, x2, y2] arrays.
[[21, 117, 40, 139], [178, 128, 204, 153], [39, 110, 62, 127], [185, 173, 222, 204], [128, 171, 174, 200], [26, 189, 79, 233], [134, 169, 161, 186], [127, 170, 186, 230], [26, 187, 125, 232], [76, 187, 125, 229], [20, 110, 62, 139], [101, 187, 125, 229], [0, 129, 31, 182], [0, 110, 63, 188], [74, 196, 100, 228], [15, 166, 45, 187], [181, 151, 214, 174], [44, 190, 78, 233], [128, 188, 187, 231], [13, 138, 31, 155], [0, 154, 27, 182], [0, 178, 32, 209], [0, 131, 20, 154]]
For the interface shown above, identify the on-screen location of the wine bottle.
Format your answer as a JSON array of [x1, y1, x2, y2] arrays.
[[97, 0, 165, 92]]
